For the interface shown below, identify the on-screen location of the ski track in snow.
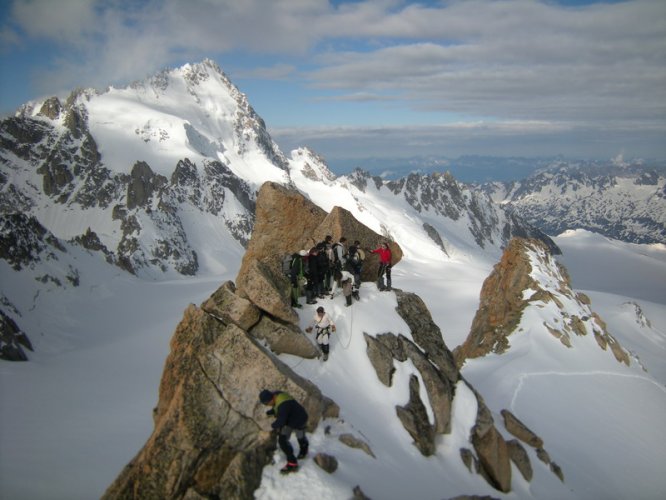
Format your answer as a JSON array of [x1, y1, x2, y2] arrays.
[[509, 370, 666, 411]]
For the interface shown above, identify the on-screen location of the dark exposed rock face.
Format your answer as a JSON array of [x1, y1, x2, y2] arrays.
[[501, 409, 543, 449], [361, 289, 533, 493], [507, 439, 533, 481], [467, 390, 512, 493], [0, 309, 32, 361], [338, 433, 375, 458], [471, 425, 511, 493], [396, 375, 436, 456], [395, 291, 458, 385], [0, 213, 62, 271], [314, 453, 339, 473], [0, 213, 88, 359], [485, 162, 666, 245], [364, 333, 396, 386], [0, 73, 259, 277]]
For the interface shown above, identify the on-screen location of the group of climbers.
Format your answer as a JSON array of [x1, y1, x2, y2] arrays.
[[266, 238, 395, 474], [285, 236, 392, 309]]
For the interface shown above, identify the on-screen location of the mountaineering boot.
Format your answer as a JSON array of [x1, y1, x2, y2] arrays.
[[280, 461, 299, 474], [323, 352, 329, 361], [297, 440, 308, 459]]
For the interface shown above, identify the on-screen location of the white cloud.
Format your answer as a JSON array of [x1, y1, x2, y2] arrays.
[[2, 0, 664, 157], [304, 1, 666, 123], [10, 0, 97, 43]]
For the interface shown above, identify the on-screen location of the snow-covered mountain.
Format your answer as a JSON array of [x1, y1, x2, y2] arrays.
[[1, 61, 665, 499], [0, 59, 553, 359], [1, 60, 288, 280], [480, 160, 666, 244]]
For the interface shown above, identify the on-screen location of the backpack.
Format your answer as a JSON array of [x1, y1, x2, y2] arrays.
[[348, 246, 359, 264], [332, 243, 342, 263], [282, 253, 294, 275], [349, 246, 364, 265]]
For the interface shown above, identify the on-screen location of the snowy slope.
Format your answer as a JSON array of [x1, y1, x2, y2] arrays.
[[2, 225, 665, 499], [84, 61, 288, 185]]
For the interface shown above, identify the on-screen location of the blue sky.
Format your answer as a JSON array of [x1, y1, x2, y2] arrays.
[[1, 0, 665, 164]]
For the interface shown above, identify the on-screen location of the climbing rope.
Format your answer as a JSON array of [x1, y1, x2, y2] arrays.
[[339, 293, 356, 350]]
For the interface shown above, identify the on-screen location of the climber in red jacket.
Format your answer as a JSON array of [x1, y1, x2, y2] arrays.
[[370, 241, 392, 291]]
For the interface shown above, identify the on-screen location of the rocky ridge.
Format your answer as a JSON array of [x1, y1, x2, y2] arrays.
[[342, 168, 560, 255], [481, 161, 666, 244], [455, 238, 631, 367], [104, 183, 561, 499]]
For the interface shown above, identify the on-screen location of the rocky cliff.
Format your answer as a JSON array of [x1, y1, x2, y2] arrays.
[[104, 184, 564, 499], [455, 238, 631, 366]]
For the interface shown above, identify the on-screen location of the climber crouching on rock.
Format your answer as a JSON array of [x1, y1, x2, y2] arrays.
[[259, 389, 309, 474]]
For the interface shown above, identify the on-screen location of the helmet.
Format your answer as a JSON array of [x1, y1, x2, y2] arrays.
[[259, 390, 273, 404], [316, 306, 325, 313]]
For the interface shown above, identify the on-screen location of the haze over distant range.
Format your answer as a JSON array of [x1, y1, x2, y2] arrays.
[[1, 0, 665, 166]]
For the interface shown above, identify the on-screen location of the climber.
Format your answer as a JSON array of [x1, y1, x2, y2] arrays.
[[346, 240, 364, 300], [305, 306, 336, 361], [370, 241, 393, 291], [330, 270, 354, 306], [259, 389, 309, 474]]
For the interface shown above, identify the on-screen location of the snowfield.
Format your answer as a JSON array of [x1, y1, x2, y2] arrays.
[[1, 228, 665, 500]]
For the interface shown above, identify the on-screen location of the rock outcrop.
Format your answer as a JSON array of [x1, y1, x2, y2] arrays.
[[0, 309, 32, 361], [103, 290, 339, 499], [454, 238, 630, 367], [362, 292, 527, 492], [235, 182, 403, 318], [104, 182, 407, 498]]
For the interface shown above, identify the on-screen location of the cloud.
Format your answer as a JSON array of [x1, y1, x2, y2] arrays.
[[10, 0, 97, 44], [233, 63, 297, 80], [270, 119, 666, 160], [304, 1, 666, 123], [1, 0, 664, 157]]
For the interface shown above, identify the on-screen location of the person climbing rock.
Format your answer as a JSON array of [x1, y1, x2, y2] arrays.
[[259, 389, 309, 474]]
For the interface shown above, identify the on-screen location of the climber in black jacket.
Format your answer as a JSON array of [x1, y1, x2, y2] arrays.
[[259, 389, 309, 474]]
